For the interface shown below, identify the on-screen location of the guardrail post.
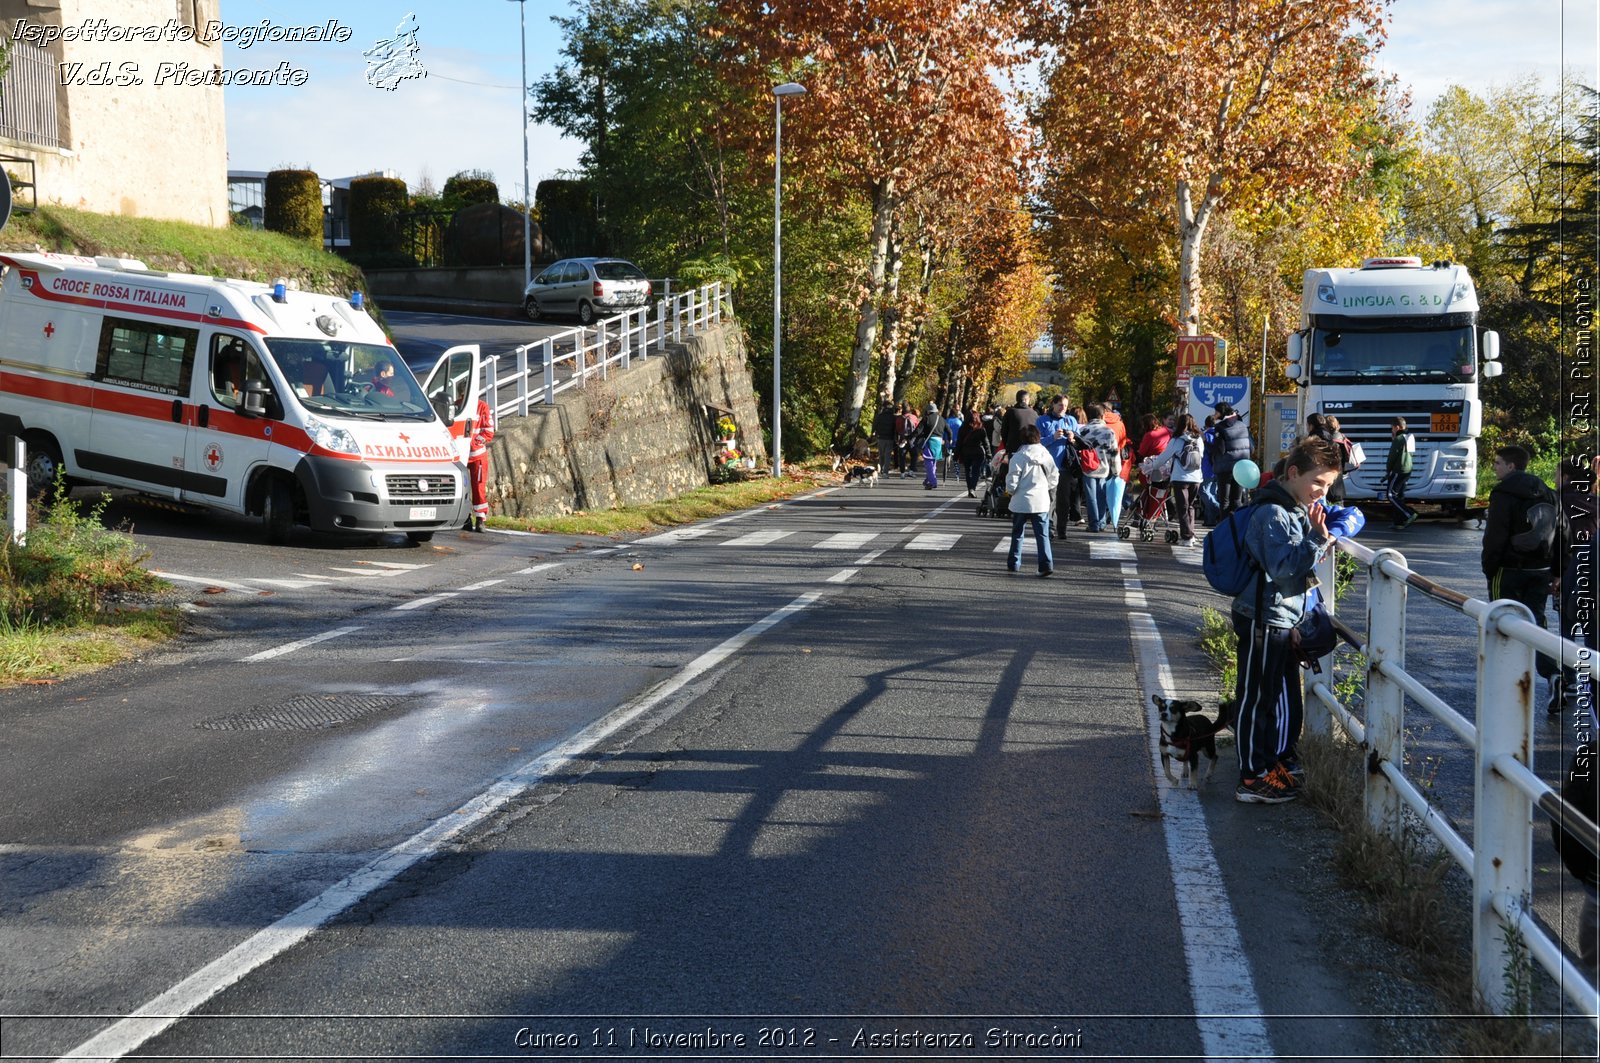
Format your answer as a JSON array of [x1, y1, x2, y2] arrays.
[[542, 339, 554, 405], [1305, 545, 1339, 738], [6, 435, 25, 545], [1473, 598, 1537, 1016], [622, 312, 632, 370], [599, 322, 609, 380], [486, 354, 501, 412], [1365, 547, 1408, 838], [515, 345, 529, 416], [673, 294, 683, 344]]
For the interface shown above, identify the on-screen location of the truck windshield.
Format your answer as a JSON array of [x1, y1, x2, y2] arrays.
[[263, 339, 435, 420], [1310, 325, 1475, 384]]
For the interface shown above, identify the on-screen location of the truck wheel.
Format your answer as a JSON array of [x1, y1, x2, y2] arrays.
[[406, 531, 435, 544], [23, 433, 65, 499], [262, 478, 294, 545]]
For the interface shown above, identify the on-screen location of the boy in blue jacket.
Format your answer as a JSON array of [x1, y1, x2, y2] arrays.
[[1231, 436, 1343, 804]]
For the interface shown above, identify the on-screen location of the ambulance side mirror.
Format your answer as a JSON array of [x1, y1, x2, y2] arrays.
[[242, 380, 273, 419]]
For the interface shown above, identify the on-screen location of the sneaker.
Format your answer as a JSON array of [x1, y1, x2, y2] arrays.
[[1038, 568, 1053, 578], [1401, 512, 1419, 529], [1276, 759, 1305, 786], [1180, 537, 1199, 547], [1236, 769, 1299, 804]]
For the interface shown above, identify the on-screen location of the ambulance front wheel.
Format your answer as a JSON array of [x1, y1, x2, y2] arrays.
[[23, 433, 65, 499], [261, 478, 294, 545]]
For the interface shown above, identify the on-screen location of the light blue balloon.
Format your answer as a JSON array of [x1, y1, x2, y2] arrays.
[[1233, 459, 1261, 489]]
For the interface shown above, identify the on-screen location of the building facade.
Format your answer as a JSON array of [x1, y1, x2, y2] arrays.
[[0, 0, 228, 226]]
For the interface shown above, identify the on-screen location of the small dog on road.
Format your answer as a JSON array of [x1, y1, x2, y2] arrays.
[[843, 464, 879, 486], [1152, 694, 1236, 789]]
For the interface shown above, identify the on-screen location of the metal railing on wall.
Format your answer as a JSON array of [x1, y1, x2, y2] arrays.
[[476, 282, 732, 422], [1310, 538, 1599, 1031], [0, 42, 60, 149]]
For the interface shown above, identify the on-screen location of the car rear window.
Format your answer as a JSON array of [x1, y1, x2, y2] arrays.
[[593, 261, 646, 281]]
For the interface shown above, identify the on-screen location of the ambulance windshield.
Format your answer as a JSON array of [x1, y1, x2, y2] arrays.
[[264, 339, 434, 420]]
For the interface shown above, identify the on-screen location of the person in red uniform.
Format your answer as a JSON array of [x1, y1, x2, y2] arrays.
[[467, 395, 494, 532]]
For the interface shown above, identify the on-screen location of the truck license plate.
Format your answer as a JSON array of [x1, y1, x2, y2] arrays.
[[1430, 412, 1461, 434], [408, 506, 437, 520]]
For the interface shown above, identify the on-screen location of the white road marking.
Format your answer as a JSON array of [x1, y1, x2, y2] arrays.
[[241, 578, 327, 590], [515, 562, 562, 576], [391, 592, 460, 612], [854, 549, 887, 566], [458, 579, 505, 592], [825, 569, 859, 583], [326, 567, 386, 577], [239, 626, 363, 663], [814, 532, 878, 550], [150, 571, 255, 594], [1172, 547, 1202, 566], [992, 536, 1039, 554], [720, 529, 795, 548], [1090, 541, 1137, 561], [635, 527, 713, 545], [906, 532, 960, 551], [58, 588, 831, 1063], [362, 561, 429, 570], [1124, 570, 1274, 1059]]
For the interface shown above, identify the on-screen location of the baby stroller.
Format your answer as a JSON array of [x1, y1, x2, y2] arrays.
[[1118, 477, 1181, 543], [975, 454, 1012, 519]]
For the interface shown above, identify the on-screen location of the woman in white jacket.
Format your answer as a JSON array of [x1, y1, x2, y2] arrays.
[[1151, 414, 1205, 546], [1004, 424, 1061, 576]]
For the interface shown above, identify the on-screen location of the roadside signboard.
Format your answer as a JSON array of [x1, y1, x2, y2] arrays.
[[1263, 393, 1300, 464], [1175, 335, 1217, 388], [1188, 375, 1251, 425]]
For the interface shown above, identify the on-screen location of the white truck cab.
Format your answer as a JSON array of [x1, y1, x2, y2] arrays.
[[0, 252, 481, 543]]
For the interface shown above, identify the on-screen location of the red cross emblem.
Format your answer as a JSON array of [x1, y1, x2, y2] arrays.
[[398, 432, 410, 444], [203, 443, 223, 471], [42, 322, 54, 338]]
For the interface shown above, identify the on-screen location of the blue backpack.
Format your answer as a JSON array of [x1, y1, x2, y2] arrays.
[[1202, 500, 1282, 595]]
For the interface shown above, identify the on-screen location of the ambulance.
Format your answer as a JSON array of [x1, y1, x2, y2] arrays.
[[0, 252, 483, 544]]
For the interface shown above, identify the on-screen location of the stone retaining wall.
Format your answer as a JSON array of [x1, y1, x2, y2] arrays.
[[484, 323, 767, 517]]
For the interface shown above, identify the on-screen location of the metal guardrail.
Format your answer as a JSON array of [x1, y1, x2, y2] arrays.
[[1308, 538, 1599, 1029], [478, 282, 731, 422]]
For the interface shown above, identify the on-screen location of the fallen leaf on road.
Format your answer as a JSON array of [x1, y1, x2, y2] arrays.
[[203, 586, 226, 594], [257, 591, 275, 597], [631, 562, 644, 571], [801, 648, 812, 654]]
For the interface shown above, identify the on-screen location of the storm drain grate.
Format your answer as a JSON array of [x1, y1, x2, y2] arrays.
[[198, 693, 417, 732]]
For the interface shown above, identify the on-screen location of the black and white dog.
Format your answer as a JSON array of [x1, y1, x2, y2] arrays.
[[1152, 694, 1236, 789], [843, 464, 879, 486]]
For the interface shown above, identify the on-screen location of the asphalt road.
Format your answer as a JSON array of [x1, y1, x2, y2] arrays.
[[0, 479, 1592, 1060]]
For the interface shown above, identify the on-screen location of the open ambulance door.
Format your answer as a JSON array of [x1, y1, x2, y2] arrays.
[[422, 344, 482, 465]]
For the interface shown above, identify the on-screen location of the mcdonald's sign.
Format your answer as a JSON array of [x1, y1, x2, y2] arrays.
[[1176, 335, 1218, 387]]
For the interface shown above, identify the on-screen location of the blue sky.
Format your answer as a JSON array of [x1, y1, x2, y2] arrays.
[[220, 0, 1600, 197]]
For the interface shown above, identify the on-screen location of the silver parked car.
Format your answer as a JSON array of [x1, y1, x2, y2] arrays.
[[523, 257, 652, 325]]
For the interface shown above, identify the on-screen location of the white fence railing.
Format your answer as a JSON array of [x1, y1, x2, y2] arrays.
[[478, 282, 732, 422], [1313, 538, 1598, 1030]]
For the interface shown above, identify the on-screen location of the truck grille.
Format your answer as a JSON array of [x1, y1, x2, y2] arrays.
[[386, 473, 458, 504]]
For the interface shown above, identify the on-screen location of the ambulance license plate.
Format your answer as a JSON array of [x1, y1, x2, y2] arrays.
[[408, 506, 437, 520]]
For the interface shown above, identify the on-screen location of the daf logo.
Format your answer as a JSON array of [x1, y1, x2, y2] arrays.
[[1323, 402, 1355, 410]]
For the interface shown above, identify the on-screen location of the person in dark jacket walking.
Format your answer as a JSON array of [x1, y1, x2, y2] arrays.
[[956, 407, 991, 497], [1000, 389, 1038, 456], [1209, 402, 1252, 515], [870, 398, 897, 475], [1484, 444, 1560, 695], [1383, 417, 1419, 528]]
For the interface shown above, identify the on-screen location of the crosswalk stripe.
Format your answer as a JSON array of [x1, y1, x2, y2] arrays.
[[1173, 547, 1202, 566], [814, 532, 878, 550], [1090, 541, 1137, 561], [720, 529, 795, 548], [244, 578, 329, 590], [993, 536, 1039, 554], [905, 532, 960, 551], [362, 561, 429, 571], [636, 527, 713, 545], [327, 567, 387, 577]]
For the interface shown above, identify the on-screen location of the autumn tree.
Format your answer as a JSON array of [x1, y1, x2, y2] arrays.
[[1037, 0, 1388, 337], [725, 0, 1033, 439]]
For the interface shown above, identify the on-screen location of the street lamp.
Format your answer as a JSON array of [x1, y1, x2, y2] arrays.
[[771, 81, 805, 478], [509, 0, 532, 291]]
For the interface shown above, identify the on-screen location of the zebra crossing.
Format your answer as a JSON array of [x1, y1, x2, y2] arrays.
[[153, 560, 433, 593], [634, 525, 1206, 561]]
